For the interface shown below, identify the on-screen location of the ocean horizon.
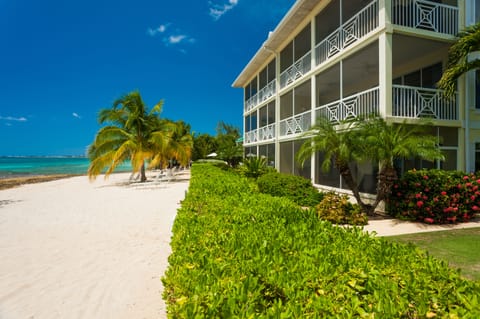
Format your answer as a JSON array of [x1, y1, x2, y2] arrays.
[[0, 156, 132, 178]]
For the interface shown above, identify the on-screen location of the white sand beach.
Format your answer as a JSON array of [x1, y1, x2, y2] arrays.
[[0, 171, 189, 319]]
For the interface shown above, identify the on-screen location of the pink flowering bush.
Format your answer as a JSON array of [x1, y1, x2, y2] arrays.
[[387, 169, 479, 224]]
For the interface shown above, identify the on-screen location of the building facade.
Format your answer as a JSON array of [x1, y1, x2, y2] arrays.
[[233, 0, 480, 194]]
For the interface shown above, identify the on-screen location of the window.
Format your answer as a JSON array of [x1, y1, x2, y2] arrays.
[[396, 62, 442, 88]]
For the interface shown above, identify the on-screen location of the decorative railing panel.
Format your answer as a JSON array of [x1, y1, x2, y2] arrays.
[[316, 87, 379, 124], [392, 85, 457, 120], [258, 124, 276, 141], [244, 94, 258, 113], [258, 80, 276, 104], [280, 51, 312, 89], [392, 0, 458, 36], [279, 110, 312, 136], [244, 130, 258, 144], [315, 0, 378, 66]]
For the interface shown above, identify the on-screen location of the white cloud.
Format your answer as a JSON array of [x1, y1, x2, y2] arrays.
[[168, 34, 187, 44], [0, 116, 27, 122], [147, 24, 169, 37], [72, 112, 81, 119], [209, 0, 239, 20]]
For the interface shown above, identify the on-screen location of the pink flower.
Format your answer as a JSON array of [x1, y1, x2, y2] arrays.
[[477, 179, 480, 184], [473, 206, 479, 211], [423, 175, 429, 180], [463, 176, 470, 180], [424, 188, 430, 192], [466, 182, 472, 187], [423, 195, 428, 200], [471, 195, 476, 201], [417, 201, 424, 208], [394, 184, 399, 189], [415, 183, 421, 187], [441, 191, 447, 196], [415, 193, 422, 199], [424, 217, 434, 224], [433, 197, 439, 202]]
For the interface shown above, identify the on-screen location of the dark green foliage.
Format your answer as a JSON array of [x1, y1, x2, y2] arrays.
[[316, 192, 368, 225], [257, 171, 323, 207], [241, 156, 268, 179], [163, 164, 480, 318], [388, 169, 480, 224]]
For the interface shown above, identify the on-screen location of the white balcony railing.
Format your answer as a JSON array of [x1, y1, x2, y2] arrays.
[[244, 130, 258, 144], [280, 51, 312, 89], [244, 94, 258, 113], [315, 0, 378, 67], [258, 124, 276, 141], [258, 80, 276, 104], [316, 87, 379, 124], [392, 0, 458, 36], [244, 80, 277, 113], [392, 85, 457, 120], [279, 110, 312, 136]]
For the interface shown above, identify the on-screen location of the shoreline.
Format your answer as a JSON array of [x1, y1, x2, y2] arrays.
[[0, 174, 79, 190]]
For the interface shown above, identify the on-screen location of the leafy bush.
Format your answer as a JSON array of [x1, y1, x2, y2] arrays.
[[388, 169, 480, 224], [163, 164, 480, 318], [257, 171, 323, 207], [316, 192, 368, 225]]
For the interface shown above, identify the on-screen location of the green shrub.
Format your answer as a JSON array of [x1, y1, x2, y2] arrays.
[[163, 164, 480, 318], [316, 192, 368, 225], [257, 171, 323, 207], [388, 169, 480, 224]]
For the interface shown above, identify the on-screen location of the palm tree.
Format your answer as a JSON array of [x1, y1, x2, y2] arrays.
[[88, 91, 171, 182], [296, 117, 370, 213], [356, 118, 444, 211], [150, 120, 193, 169], [297, 117, 444, 215], [438, 22, 480, 98]]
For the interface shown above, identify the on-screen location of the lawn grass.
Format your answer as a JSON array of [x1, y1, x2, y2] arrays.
[[387, 227, 480, 281]]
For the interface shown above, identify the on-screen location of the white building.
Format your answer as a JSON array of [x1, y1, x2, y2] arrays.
[[233, 0, 480, 194]]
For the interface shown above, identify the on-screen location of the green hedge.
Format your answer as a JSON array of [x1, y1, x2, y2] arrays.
[[388, 169, 480, 224], [163, 164, 480, 318], [257, 171, 323, 207]]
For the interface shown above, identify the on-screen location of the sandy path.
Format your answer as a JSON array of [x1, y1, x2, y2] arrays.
[[0, 172, 189, 319]]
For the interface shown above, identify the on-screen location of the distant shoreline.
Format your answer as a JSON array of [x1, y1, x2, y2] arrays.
[[0, 174, 79, 190]]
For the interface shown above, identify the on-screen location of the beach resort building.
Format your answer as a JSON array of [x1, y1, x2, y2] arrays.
[[233, 0, 480, 194]]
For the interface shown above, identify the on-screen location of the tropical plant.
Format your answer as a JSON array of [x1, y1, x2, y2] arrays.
[[88, 91, 179, 182], [241, 156, 268, 179], [296, 117, 369, 212], [316, 192, 367, 225], [356, 118, 444, 211], [216, 121, 243, 167], [438, 22, 480, 98], [297, 116, 443, 215], [150, 120, 193, 169]]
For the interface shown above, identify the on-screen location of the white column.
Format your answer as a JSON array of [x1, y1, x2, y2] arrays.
[[310, 17, 316, 182], [378, 32, 393, 118], [275, 52, 281, 171]]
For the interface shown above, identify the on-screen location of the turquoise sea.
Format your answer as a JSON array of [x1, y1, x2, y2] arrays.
[[0, 157, 132, 178]]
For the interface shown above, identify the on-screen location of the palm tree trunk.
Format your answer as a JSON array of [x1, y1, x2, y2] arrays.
[[140, 161, 147, 182], [335, 158, 372, 215], [371, 166, 397, 211]]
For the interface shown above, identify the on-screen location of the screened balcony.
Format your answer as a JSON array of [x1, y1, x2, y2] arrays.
[[393, 85, 457, 120], [392, 0, 458, 36]]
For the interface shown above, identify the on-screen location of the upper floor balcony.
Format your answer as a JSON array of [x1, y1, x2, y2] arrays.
[[244, 79, 276, 114], [392, 0, 458, 35]]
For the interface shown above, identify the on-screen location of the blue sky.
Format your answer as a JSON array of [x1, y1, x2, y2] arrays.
[[0, 0, 294, 156]]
